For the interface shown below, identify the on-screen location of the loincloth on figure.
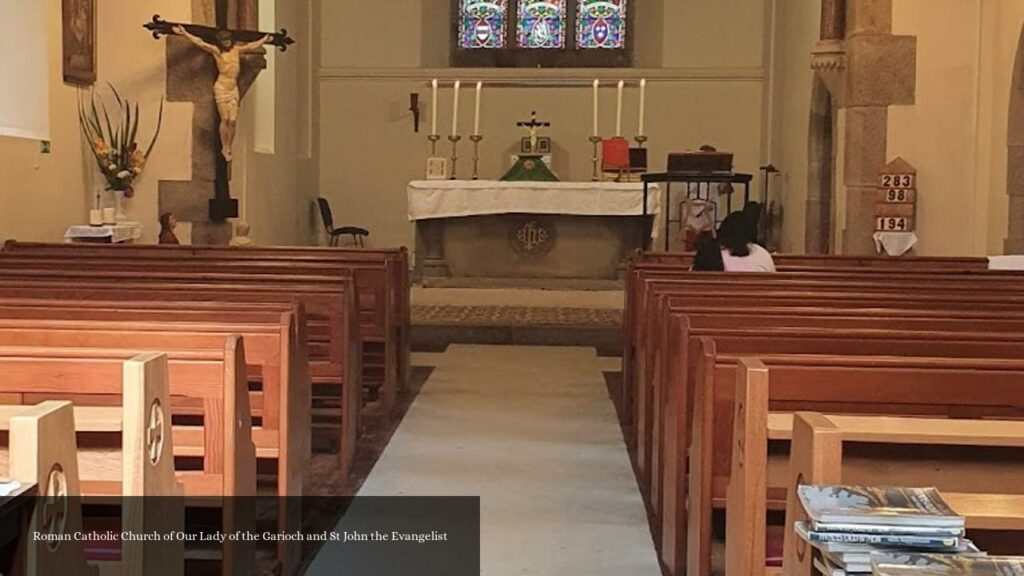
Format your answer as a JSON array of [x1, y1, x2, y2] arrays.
[[214, 84, 240, 106]]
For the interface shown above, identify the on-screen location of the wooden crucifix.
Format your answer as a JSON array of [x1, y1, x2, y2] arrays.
[[144, 14, 294, 221]]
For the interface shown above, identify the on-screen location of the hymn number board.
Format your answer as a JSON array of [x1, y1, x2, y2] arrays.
[[875, 158, 918, 233]]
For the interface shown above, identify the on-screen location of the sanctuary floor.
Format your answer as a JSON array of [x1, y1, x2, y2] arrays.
[[306, 344, 660, 576]]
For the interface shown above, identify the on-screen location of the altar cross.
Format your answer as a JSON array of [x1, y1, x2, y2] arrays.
[[517, 111, 551, 153]]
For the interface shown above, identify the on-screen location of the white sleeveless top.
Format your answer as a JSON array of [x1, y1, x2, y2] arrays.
[[721, 243, 776, 272]]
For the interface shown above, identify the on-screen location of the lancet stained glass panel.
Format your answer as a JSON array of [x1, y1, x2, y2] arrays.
[[576, 0, 627, 49], [459, 0, 508, 49], [516, 0, 566, 49]]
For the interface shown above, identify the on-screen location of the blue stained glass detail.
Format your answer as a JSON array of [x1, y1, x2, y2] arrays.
[[576, 0, 627, 49], [460, 0, 508, 49], [517, 0, 566, 49]]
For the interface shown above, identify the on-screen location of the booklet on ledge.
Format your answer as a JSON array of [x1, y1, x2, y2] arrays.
[[798, 486, 965, 528]]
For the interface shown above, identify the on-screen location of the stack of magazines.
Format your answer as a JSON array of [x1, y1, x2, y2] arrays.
[[795, 486, 971, 576], [871, 553, 1024, 576]]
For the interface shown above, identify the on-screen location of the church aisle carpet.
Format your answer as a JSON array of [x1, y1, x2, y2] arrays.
[[413, 304, 622, 327], [306, 345, 661, 576]]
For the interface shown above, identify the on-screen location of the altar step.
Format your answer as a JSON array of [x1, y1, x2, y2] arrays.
[[411, 287, 623, 356]]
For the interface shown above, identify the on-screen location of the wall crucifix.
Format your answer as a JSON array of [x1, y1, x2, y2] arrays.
[[144, 14, 294, 221]]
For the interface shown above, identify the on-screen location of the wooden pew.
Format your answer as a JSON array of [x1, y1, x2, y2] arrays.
[[779, 411, 1024, 576], [657, 325, 1024, 576], [0, 281, 358, 394], [0, 342, 264, 574], [7, 354, 192, 576], [681, 338, 1024, 576], [621, 261, 1024, 426], [722, 358, 1024, 576], [629, 272, 1024, 440], [0, 269, 363, 413], [0, 241, 410, 407], [644, 308, 1024, 524], [638, 282, 1024, 491], [622, 251, 1002, 404]]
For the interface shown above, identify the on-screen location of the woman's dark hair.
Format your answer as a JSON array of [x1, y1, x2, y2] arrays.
[[741, 202, 762, 244], [717, 212, 751, 257], [692, 232, 724, 271]]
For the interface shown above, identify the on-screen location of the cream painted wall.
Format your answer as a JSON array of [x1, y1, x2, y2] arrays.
[[770, 0, 820, 253], [980, 1, 1024, 254], [888, 0, 1020, 256], [237, 0, 318, 246], [0, 0, 192, 244], [318, 0, 770, 252]]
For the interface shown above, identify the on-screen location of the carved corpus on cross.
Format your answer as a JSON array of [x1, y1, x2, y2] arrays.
[[517, 111, 551, 153], [144, 15, 294, 221]]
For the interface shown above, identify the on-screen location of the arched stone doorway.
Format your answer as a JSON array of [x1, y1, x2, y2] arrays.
[[1006, 24, 1024, 253], [805, 77, 835, 254]]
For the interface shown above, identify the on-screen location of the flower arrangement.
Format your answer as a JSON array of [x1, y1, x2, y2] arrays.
[[78, 84, 164, 198]]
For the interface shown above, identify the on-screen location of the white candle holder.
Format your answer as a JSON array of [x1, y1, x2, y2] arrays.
[[589, 135, 603, 182], [448, 134, 462, 180], [470, 135, 483, 180]]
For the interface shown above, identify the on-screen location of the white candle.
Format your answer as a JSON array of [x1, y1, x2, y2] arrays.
[[474, 82, 482, 135], [592, 80, 600, 136], [452, 80, 461, 135], [616, 80, 624, 137], [431, 79, 438, 135], [638, 78, 647, 136]]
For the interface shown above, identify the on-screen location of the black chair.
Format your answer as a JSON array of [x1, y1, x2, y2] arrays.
[[317, 197, 369, 247]]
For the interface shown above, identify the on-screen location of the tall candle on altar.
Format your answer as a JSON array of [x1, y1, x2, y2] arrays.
[[431, 79, 438, 135], [474, 82, 482, 135], [592, 79, 600, 136], [452, 80, 461, 135], [615, 80, 624, 137], [638, 78, 647, 136]]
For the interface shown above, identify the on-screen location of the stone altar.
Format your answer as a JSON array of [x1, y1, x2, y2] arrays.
[[408, 180, 660, 286]]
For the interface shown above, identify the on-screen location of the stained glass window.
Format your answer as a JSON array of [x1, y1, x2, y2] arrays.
[[576, 0, 627, 49], [516, 0, 566, 49], [459, 0, 508, 49]]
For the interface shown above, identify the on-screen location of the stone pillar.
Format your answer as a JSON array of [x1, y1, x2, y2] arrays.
[[820, 0, 846, 41], [802, 0, 918, 255], [805, 78, 834, 254], [1005, 27, 1024, 254]]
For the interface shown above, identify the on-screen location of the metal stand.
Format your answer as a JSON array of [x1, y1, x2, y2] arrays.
[[589, 135, 602, 181], [428, 134, 441, 156], [469, 135, 483, 180], [634, 135, 648, 148], [448, 134, 462, 180]]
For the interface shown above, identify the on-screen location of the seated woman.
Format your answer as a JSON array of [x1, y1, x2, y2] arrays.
[[692, 212, 776, 272], [718, 211, 776, 272]]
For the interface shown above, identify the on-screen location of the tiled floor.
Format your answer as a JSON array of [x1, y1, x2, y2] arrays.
[[307, 345, 659, 576]]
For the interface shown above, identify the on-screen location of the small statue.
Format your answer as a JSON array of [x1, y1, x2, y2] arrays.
[[229, 221, 254, 248], [158, 212, 180, 245], [171, 25, 272, 162]]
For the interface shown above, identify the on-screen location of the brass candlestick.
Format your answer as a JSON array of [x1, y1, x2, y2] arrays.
[[634, 135, 648, 148], [469, 135, 483, 180], [428, 134, 441, 156], [589, 135, 603, 181], [448, 134, 462, 180]]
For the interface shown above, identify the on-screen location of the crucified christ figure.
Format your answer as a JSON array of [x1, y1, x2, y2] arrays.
[[172, 25, 272, 162]]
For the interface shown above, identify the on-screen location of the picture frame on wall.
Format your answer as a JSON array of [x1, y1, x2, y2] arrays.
[[62, 0, 96, 85]]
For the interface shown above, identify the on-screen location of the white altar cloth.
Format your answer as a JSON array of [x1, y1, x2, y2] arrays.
[[407, 180, 661, 221], [65, 222, 142, 244]]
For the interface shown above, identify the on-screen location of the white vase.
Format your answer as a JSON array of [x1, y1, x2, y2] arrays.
[[113, 190, 127, 222]]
